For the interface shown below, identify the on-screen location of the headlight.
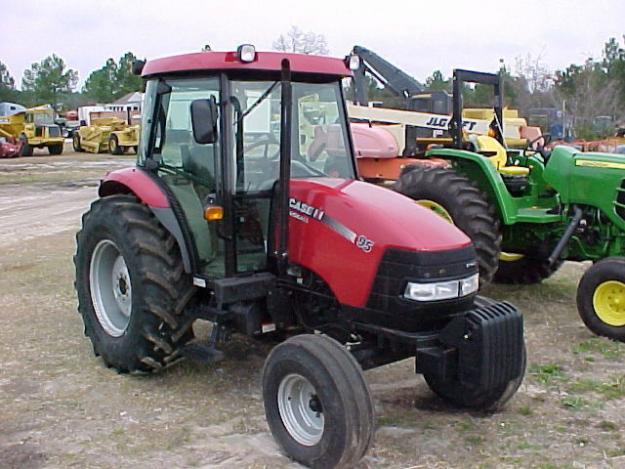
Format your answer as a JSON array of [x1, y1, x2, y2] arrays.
[[460, 273, 479, 296], [404, 273, 479, 302]]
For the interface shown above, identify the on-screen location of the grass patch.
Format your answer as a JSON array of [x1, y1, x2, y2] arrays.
[[529, 363, 565, 386], [567, 375, 625, 400], [518, 405, 533, 416], [597, 420, 618, 432], [561, 396, 589, 411], [573, 338, 625, 361]]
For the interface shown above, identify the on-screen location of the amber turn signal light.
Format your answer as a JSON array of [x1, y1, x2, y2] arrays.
[[203, 205, 224, 221]]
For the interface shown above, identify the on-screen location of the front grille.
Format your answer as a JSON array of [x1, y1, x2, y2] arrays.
[[47, 126, 61, 137], [615, 179, 625, 220], [353, 246, 478, 332], [367, 246, 477, 310]]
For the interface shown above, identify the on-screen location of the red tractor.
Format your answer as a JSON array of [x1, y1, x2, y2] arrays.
[[74, 46, 525, 468]]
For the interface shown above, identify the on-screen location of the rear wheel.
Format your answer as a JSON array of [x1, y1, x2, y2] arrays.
[[74, 194, 196, 372], [494, 254, 562, 284], [394, 167, 501, 285], [73, 134, 84, 152], [48, 143, 63, 155], [109, 135, 122, 155], [262, 334, 374, 468], [424, 344, 526, 411], [577, 257, 625, 341]]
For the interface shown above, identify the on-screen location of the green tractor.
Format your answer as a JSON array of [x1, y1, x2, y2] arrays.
[[395, 69, 625, 341]]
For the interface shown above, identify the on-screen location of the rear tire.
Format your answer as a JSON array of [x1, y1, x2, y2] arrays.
[[109, 135, 122, 155], [73, 134, 84, 152], [394, 167, 501, 285], [494, 255, 562, 284], [48, 144, 63, 155], [577, 257, 625, 341], [424, 344, 526, 411], [262, 334, 374, 468], [74, 194, 195, 372]]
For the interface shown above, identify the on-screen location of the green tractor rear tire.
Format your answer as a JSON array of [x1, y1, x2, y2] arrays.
[[74, 194, 196, 372], [494, 255, 562, 284], [577, 257, 625, 341], [394, 167, 501, 285]]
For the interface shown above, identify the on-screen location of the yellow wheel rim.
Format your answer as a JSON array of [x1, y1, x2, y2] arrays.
[[416, 200, 453, 224], [499, 252, 525, 262], [593, 280, 625, 327]]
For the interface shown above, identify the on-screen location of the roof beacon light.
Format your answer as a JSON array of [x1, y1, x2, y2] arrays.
[[237, 44, 256, 63], [347, 53, 361, 71]]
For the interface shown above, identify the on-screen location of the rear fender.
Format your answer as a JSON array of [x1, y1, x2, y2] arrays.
[[425, 148, 516, 224], [99, 167, 194, 272]]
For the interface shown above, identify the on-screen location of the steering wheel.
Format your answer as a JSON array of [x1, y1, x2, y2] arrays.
[[524, 133, 552, 161], [243, 134, 280, 160]]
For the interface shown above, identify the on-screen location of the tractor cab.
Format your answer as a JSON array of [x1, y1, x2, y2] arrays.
[[136, 47, 356, 280]]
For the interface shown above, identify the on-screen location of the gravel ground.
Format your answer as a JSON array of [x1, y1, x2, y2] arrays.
[[1, 148, 624, 469]]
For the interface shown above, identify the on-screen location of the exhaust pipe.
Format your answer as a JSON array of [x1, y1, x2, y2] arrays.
[[547, 206, 583, 266]]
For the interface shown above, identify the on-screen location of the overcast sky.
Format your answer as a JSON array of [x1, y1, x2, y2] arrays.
[[2, 0, 624, 89]]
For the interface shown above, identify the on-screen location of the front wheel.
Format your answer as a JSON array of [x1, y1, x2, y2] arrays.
[[262, 334, 374, 468], [48, 144, 63, 155], [424, 344, 526, 411], [577, 257, 625, 341], [19, 134, 33, 156], [73, 134, 84, 152], [74, 194, 196, 372], [109, 135, 122, 155]]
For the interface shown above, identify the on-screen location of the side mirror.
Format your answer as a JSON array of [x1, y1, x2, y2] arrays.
[[191, 96, 219, 144]]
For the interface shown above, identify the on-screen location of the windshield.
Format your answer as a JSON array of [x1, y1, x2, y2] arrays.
[[230, 80, 354, 193], [28, 112, 55, 126]]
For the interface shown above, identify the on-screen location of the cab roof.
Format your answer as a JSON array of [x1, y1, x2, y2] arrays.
[[142, 50, 352, 78]]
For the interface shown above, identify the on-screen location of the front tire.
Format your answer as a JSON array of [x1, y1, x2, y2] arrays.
[[424, 344, 526, 411], [262, 334, 374, 468], [109, 135, 122, 155], [394, 167, 501, 285], [74, 194, 195, 372], [577, 257, 625, 341], [73, 134, 84, 152], [48, 143, 63, 155], [19, 134, 33, 156]]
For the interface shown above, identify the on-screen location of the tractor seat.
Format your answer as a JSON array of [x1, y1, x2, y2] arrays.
[[469, 135, 530, 176]]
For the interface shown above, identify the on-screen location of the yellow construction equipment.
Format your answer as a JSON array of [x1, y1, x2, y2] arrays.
[[0, 106, 64, 156], [73, 117, 139, 154]]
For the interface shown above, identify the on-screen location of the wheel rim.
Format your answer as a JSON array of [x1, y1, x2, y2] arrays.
[[89, 240, 132, 337], [499, 252, 525, 262], [110, 139, 117, 152], [593, 280, 625, 327], [277, 373, 324, 446], [416, 199, 453, 224]]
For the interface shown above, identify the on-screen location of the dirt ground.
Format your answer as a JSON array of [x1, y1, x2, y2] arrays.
[[1, 146, 625, 469]]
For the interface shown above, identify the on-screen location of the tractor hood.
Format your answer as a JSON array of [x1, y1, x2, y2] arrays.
[[288, 178, 472, 307]]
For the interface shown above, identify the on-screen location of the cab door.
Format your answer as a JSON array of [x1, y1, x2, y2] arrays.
[[145, 77, 227, 278]]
